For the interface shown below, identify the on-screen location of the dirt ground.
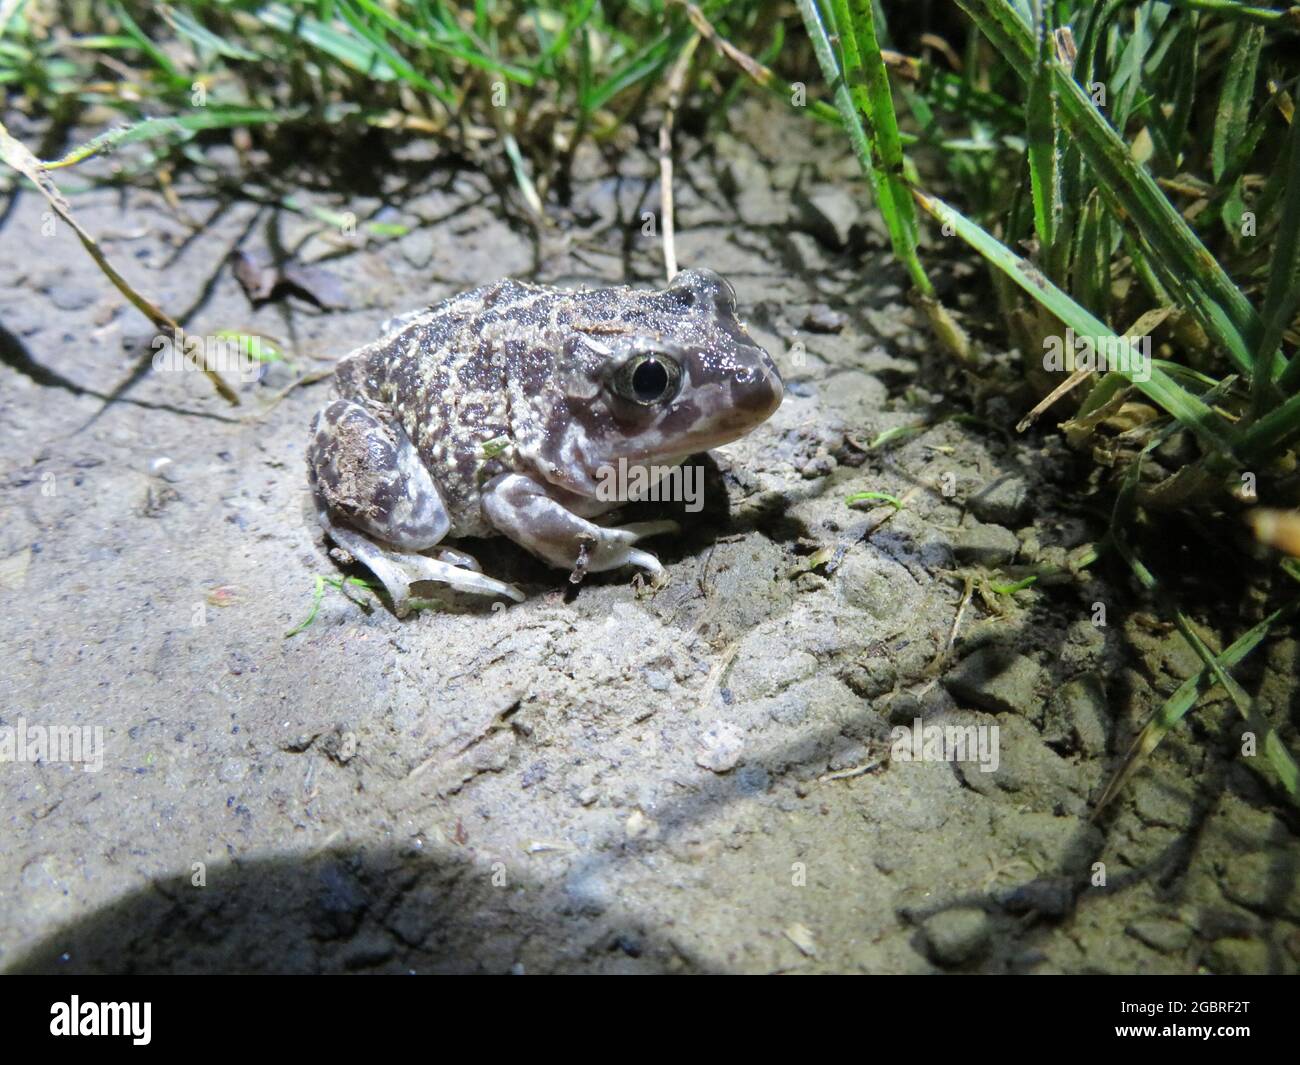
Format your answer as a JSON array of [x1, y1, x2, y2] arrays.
[[1, 99, 1297, 974]]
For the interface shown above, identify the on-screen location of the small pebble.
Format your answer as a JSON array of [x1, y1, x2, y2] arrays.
[[696, 722, 745, 773]]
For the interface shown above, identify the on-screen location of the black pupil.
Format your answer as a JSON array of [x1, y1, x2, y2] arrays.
[[632, 358, 669, 401]]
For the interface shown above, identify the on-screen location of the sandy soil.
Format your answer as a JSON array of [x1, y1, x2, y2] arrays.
[[1, 100, 1297, 973]]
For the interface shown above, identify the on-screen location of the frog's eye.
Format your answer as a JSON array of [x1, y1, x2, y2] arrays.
[[613, 352, 683, 406]]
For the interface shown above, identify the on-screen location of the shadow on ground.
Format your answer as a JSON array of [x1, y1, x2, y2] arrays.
[[9, 845, 714, 975]]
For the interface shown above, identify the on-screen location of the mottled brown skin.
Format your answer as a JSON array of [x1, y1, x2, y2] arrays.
[[308, 268, 783, 614]]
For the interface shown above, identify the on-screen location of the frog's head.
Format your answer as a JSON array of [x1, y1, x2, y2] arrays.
[[563, 269, 783, 471]]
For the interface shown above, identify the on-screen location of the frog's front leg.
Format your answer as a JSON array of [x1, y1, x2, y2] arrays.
[[481, 473, 680, 584], [308, 400, 524, 615]]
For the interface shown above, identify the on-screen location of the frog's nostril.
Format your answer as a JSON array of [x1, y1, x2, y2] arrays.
[[732, 355, 783, 421]]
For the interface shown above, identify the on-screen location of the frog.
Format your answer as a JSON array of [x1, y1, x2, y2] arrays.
[[307, 268, 783, 616]]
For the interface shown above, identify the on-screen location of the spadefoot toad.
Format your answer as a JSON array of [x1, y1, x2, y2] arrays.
[[308, 268, 782, 614]]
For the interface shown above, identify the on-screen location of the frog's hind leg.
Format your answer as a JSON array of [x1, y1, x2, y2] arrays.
[[308, 400, 524, 614]]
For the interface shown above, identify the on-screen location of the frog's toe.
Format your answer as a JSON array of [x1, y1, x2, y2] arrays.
[[612, 520, 681, 542], [436, 546, 483, 572], [404, 553, 525, 603], [626, 548, 667, 580]]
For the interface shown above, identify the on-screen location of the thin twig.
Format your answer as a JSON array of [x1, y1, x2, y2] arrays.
[[0, 120, 239, 405], [659, 33, 700, 281], [1017, 366, 1092, 432]]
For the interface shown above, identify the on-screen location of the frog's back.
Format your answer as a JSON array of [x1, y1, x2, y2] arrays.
[[333, 279, 535, 397], [330, 279, 557, 533]]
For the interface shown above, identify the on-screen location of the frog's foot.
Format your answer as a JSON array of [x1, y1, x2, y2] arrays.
[[322, 518, 524, 617], [578, 520, 680, 583], [483, 473, 680, 583]]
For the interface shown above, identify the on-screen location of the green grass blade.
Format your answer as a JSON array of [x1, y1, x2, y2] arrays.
[[954, 0, 1269, 379], [1149, 14, 1199, 172], [1212, 22, 1264, 182], [825, 0, 930, 295], [795, 0, 930, 295], [1070, 190, 1110, 321], [1094, 603, 1293, 813], [1100, 442, 1300, 808], [913, 188, 1238, 455], [1239, 390, 1300, 460], [109, 0, 183, 81], [1156, 0, 1298, 25], [584, 31, 677, 112], [846, 490, 904, 510], [251, 1, 396, 81], [159, 6, 260, 61], [350, 0, 535, 85], [1178, 609, 1299, 800], [1213, 22, 1264, 247], [0, 0, 29, 41], [44, 108, 309, 168], [331, 0, 454, 100], [1107, 0, 1158, 138], [1025, 0, 1062, 276], [1258, 109, 1300, 398]]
